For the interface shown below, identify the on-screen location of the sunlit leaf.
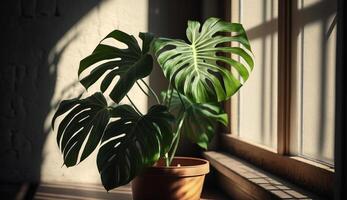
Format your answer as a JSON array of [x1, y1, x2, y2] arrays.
[[153, 17, 254, 103]]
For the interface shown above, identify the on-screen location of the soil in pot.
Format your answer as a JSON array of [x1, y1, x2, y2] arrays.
[[131, 157, 209, 200]]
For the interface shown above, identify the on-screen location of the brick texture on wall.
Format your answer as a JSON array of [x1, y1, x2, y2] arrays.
[[0, 0, 149, 184], [0, 0, 221, 188]]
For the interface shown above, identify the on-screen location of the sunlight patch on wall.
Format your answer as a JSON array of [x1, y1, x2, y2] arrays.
[[42, 0, 149, 184]]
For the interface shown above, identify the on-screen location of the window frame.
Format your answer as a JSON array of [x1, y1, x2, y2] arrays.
[[218, 0, 334, 197]]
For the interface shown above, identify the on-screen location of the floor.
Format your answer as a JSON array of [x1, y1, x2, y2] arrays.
[[33, 182, 229, 200]]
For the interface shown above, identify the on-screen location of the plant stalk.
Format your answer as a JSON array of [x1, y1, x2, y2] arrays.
[[136, 81, 149, 96], [168, 113, 186, 165], [164, 153, 169, 167], [163, 81, 172, 105], [167, 87, 174, 108], [175, 88, 186, 110], [140, 79, 160, 104], [126, 94, 142, 116]]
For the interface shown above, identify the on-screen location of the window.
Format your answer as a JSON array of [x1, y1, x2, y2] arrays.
[[290, 0, 336, 165], [229, 0, 279, 150], [221, 0, 336, 196]]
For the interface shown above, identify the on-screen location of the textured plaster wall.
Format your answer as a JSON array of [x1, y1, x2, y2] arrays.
[[0, 0, 148, 185], [0, 0, 223, 187]]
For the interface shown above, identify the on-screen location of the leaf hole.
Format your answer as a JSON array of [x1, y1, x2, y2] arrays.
[[114, 142, 121, 148], [102, 38, 129, 49]]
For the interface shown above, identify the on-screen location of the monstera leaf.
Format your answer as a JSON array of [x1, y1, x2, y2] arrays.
[[52, 92, 110, 167], [79, 31, 154, 103], [97, 105, 174, 190], [152, 17, 254, 103], [165, 90, 227, 149]]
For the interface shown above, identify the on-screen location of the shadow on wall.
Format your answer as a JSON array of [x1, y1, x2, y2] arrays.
[[147, 0, 228, 158], [0, 0, 102, 199]]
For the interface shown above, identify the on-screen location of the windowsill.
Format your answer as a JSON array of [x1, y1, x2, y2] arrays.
[[219, 134, 334, 197], [223, 134, 334, 172], [204, 151, 323, 200]]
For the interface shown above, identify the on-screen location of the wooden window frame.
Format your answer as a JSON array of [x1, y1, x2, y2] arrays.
[[218, 0, 334, 198]]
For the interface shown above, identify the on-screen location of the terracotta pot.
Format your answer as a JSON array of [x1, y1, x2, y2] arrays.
[[131, 157, 209, 200]]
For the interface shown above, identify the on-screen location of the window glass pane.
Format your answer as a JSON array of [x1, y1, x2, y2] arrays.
[[291, 0, 336, 164], [232, 0, 278, 149]]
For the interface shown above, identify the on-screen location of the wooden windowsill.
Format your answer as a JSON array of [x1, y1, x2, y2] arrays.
[[219, 134, 334, 198], [204, 151, 322, 200], [223, 134, 334, 171]]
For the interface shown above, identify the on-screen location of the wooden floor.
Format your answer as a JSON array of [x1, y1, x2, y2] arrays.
[[33, 182, 229, 200]]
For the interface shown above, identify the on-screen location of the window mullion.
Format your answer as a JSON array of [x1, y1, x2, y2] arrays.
[[277, 0, 292, 155]]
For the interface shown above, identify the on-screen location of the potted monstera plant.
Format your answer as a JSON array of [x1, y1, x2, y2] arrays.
[[52, 17, 253, 200]]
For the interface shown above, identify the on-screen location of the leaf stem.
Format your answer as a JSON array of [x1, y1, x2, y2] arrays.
[[136, 81, 149, 96], [163, 81, 172, 105], [164, 153, 169, 167], [126, 94, 142, 116], [175, 88, 186, 111], [140, 79, 160, 104], [167, 88, 174, 108], [168, 112, 186, 165]]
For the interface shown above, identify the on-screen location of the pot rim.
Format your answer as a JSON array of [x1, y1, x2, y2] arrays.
[[139, 157, 210, 177], [153, 156, 209, 168]]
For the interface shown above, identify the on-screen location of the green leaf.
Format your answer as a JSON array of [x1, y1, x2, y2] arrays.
[[164, 90, 227, 149], [139, 32, 154, 55], [153, 17, 254, 103], [52, 92, 110, 167], [79, 30, 154, 103], [97, 105, 175, 190]]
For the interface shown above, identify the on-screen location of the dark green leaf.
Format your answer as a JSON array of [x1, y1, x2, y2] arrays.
[[139, 32, 154, 55], [97, 105, 174, 190], [52, 92, 110, 167], [164, 90, 227, 149], [78, 30, 155, 103]]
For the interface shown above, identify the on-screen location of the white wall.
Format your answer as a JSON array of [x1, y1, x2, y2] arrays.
[[0, 0, 148, 185], [42, 0, 149, 184]]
